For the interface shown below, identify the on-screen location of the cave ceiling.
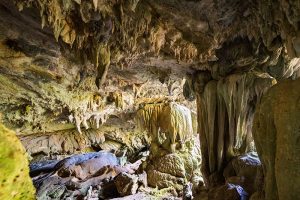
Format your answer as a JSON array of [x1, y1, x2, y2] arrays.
[[0, 0, 300, 136], [11, 0, 300, 72]]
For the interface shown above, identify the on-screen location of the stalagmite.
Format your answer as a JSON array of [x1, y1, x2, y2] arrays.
[[95, 44, 111, 88]]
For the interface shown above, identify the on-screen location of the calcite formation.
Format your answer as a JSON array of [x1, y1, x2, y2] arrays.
[[20, 118, 150, 160], [253, 78, 300, 200], [190, 71, 276, 187], [137, 102, 195, 153], [0, 0, 300, 199], [137, 102, 201, 192]]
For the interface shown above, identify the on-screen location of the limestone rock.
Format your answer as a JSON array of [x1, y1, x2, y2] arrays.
[[195, 71, 276, 186], [114, 172, 139, 196], [147, 146, 201, 192], [1, 0, 300, 199], [208, 183, 248, 200], [0, 123, 35, 199], [31, 150, 145, 199], [57, 152, 119, 180], [224, 152, 262, 195], [36, 176, 67, 200], [253, 78, 300, 200], [138, 101, 201, 193], [183, 182, 194, 200], [137, 102, 194, 153]]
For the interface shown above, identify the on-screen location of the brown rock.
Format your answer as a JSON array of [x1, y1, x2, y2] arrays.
[[253, 78, 300, 200], [114, 172, 139, 196], [224, 152, 262, 194], [208, 183, 248, 200]]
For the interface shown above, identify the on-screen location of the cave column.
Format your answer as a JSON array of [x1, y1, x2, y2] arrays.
[[194, 71, 276, 188]]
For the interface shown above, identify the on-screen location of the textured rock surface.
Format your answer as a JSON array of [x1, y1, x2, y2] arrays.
[[147, 152, 198, 192], [208, 183, 248, 200], [137, 102, 202, 192], [192, 71, 276, 187], [12, 0, 300, 71], [1, 0, 298, 139], [115, 172, 139, 196], [0, 123, 35, 199], [224, 152, 262, 196], [20, 120, 150, 161], [0, 0, 300, 198], [137, 102, 196, 153], [31, 151, 144, 199], [253, 78, 300, 200], [0, 0, 194, 162]]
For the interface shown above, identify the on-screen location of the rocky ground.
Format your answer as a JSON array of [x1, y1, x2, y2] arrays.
[[29, 149, 202, 200]]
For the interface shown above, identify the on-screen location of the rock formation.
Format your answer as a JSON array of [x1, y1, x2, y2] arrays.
[[0, 0, 299, 199], [30, 151, 146, 199], [253, 78, 300, 200], [194, 71, 276, 187], [136, 102, 202, 193], [0, 123, 35, 199]]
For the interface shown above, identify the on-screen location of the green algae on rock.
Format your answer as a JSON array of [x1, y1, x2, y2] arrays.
[[0, 123, 35, 200]]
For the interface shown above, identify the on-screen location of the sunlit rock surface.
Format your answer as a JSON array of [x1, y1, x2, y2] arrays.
[[0, 123, 35, 199]]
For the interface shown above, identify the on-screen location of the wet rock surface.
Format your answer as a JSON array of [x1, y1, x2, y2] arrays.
[[224, 152, 263, 196], [192, 71, 276, 187]]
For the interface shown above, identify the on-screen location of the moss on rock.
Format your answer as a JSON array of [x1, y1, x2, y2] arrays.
[[0, 123, 35, 199]]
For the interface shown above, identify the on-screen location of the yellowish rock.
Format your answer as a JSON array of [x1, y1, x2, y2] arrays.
[[253, 78, 300, 200], [0, 123, 35, 199]]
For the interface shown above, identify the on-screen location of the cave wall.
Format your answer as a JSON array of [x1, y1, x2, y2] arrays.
[[0, 0, 196, 160], [253, 78, 300, 200]]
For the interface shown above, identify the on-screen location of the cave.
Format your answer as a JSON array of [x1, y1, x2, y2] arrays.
[[0, 0, 299, 200]]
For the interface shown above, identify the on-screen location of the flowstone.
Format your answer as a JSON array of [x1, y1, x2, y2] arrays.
[[147, 145, 202, 193], [137, 102, 202, 193]]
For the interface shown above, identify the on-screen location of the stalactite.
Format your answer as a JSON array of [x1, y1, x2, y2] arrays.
[[136, 102, 194, 153], [136, 103, 164, 139], [95, 44, 111, 89], [195, 71, 276, 186]]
